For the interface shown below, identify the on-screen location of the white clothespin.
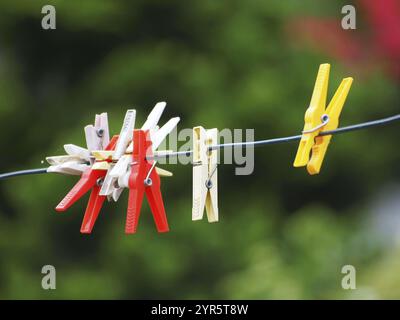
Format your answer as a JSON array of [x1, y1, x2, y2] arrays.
[[125, 102, 179, 153], [126, 101, 166, 153], [99, 109, 136, 198], [99, 103, 179, 202], [192, 126, 218, 223], [46, 155, 83, 165], [47, 162, 89, 175], [46, 154, 89, 175], [141, 101, 166, 131], [151, 117, 180, 151], [113, 109, 136, 160], [64, 144, 91, 161], [46, 113, 111, 176], [110, 103, 179, 201], [46, 145, 90, 176], [108, 154, 131, 201], [84, 113, 110, 151]]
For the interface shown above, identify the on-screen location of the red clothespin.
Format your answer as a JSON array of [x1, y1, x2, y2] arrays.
[[55, 135, 119, 233], [125, 129, 169, 234]]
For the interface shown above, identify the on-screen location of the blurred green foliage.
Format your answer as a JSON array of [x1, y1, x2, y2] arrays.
[[0, 0, 399, 299]]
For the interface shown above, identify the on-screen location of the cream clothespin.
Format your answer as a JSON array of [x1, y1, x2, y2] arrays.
[[294, 63, 353, 175], [192, 126, 218, 223]]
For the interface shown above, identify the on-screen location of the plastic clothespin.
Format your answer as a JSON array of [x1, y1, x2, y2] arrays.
[[110, 103, 179, 202], [46, 155, 89, 175], [55, 135, 119, 233], [46, 144, 91, 175], [46, 115, 108, 175], [293, 63, 353, 175], [109, 103, 165, 201], [192, 126, 219, 223], [125, 101, 166, 153], [64, 144, 91, 161], [98, 110, 136, 199], [125, 101, 175, 153], [125, 129, 169, 234], [84, 112, 110, 151], [109, 102, 167, 201], [47, 162, 89, 175]]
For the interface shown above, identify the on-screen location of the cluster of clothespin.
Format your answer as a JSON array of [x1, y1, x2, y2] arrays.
[[46, 63, 353, 234], [47, 103, 179, 233]]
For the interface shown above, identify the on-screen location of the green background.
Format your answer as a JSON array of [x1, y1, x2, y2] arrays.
[[0, 0, 399, 299]]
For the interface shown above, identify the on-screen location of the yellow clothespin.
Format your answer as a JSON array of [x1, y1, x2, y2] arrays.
[[294, 63, 353, 175], [192, 126, 219, 223]]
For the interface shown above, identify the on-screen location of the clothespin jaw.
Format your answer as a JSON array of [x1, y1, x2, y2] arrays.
[[77, 135, 119, 234], [294, 64, 353, 175], [55, 167, 105, 212], [192, 126, 219, 223]]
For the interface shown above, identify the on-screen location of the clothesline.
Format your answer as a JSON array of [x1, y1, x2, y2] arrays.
[[1, 113, 399, 180]]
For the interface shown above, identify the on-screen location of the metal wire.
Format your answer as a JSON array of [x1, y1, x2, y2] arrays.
[[207, 114, 400, 152], [0, 168, 48, 180], [320, 114, 400, 136], [1, 114, 399, 180]]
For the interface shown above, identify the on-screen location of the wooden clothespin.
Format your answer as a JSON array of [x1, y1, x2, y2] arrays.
[[294, 63, 353, 175], [192, 126, 218, 223]]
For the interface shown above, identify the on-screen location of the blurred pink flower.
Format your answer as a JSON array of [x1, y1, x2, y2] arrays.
[[286, 0, 400, 81]]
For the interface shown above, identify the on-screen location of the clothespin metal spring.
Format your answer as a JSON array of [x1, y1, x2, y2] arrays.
[[144, 161, 157, 186], [96, 129, 104, 138], [302, 114, 330, 134], [206, 164, 217, 189], [96, 177, 104, 187]]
